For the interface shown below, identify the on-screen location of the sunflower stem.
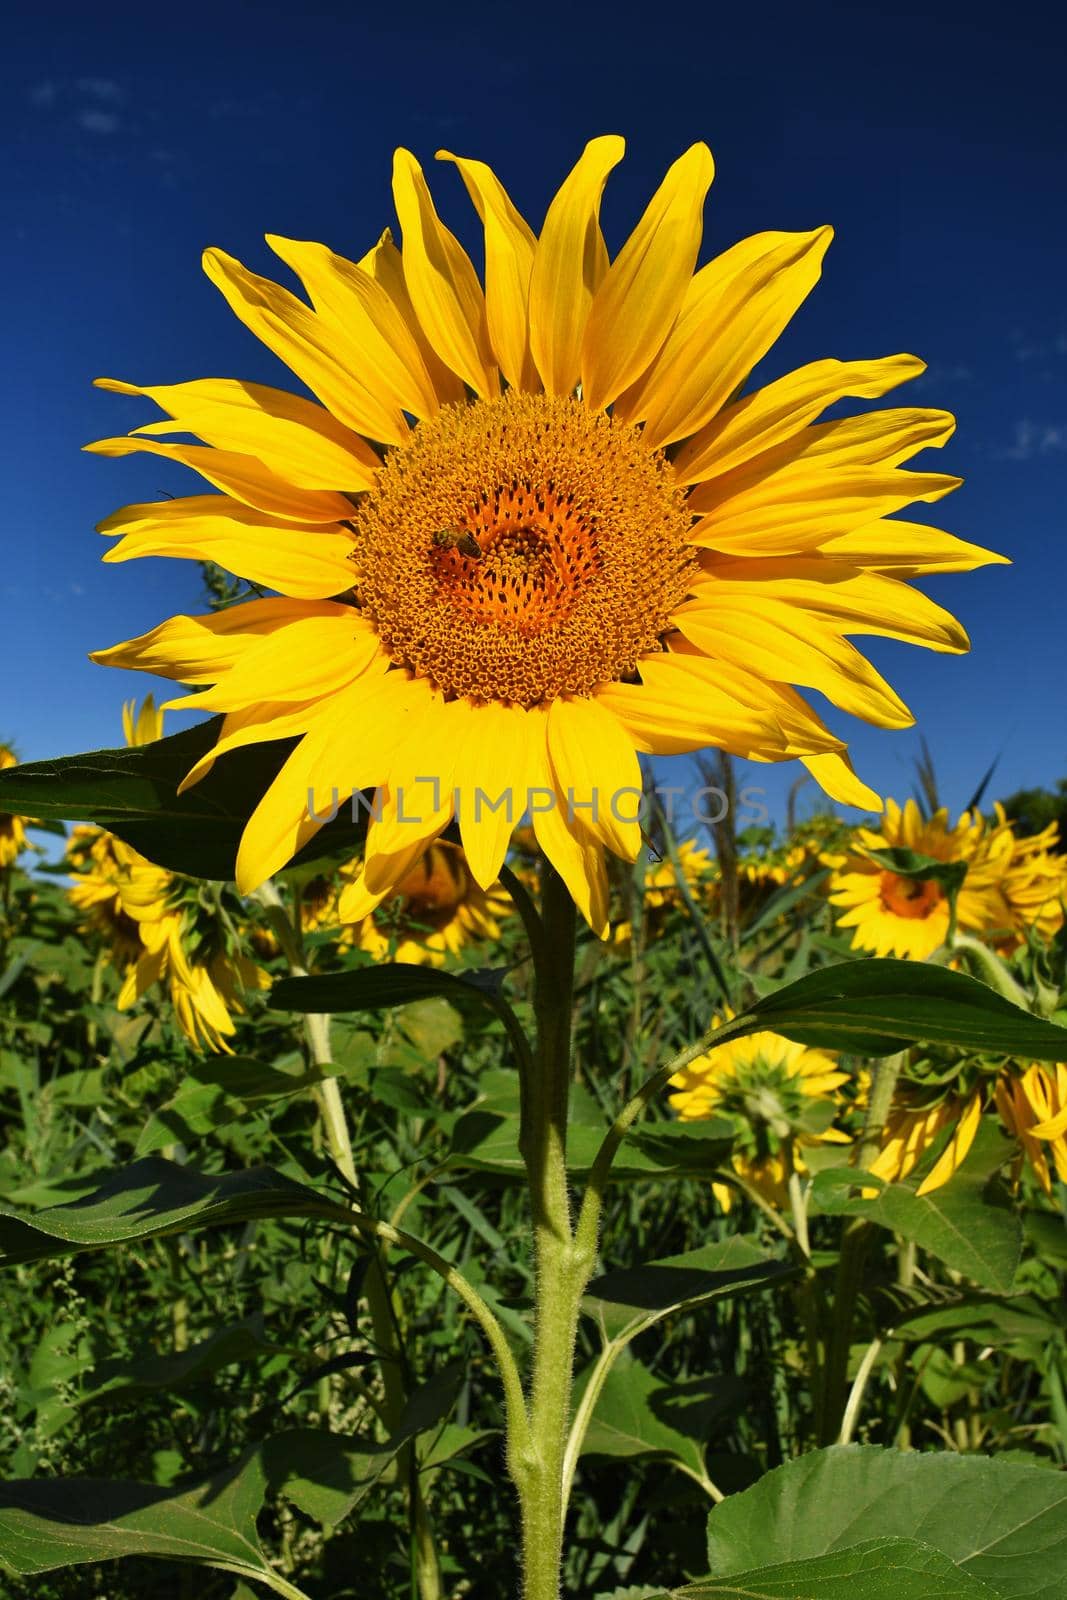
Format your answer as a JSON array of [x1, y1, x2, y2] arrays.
[[252, 878, 444, 1600], [514, 860, 588, 1600]]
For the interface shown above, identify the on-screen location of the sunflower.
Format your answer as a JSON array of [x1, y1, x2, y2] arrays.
[[347, 839, 509, 966], [996, 1066, 1067, 1194], [988, 808, 1066, 950], [826, 798, 1011, 960], [0, 745, 30, 869], [866, 1090, 983, 1195], [669, 1019, 851, 1208], [67, 699, 268, 1052], [90, 139, 1004, 936]]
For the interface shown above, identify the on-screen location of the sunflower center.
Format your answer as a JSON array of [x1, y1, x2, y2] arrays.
[[349, 391, 696, 706], [386, 843, 469, 932], [880, 872, 944, 920]]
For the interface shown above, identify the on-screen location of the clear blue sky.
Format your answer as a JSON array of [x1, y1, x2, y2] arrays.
[[2, 0, 1065, 833]]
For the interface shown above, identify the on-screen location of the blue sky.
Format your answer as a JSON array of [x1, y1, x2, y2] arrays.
[[2, 0, 1065, 836]]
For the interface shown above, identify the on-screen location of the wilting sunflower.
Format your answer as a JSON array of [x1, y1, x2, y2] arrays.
[[0, 745, 30, 869], [996, 1066, 1067, 1194], [67, 699, 268, 1052], [90, 139, 1004, 935], [347, 839, 509, 966], [826, 798, 1012, 960], [669, 1019, 851, 1208]]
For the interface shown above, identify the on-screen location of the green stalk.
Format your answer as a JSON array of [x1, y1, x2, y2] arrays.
[[252, 880, 443, 1600], [514, 861, 590, 1600]]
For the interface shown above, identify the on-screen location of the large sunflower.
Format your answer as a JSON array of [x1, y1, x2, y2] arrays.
[[90, 139, 1003, 934]]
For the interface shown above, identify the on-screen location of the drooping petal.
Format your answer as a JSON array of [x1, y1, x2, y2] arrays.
[[265, 235, 442, 421], [202, 247, 409, 444], [391, 148, 498, 397], [673, 353, 925, 484], [95, 376, 380, 490], [436, 151, 539, 391], [528, 135, 624, 397], [581, 142, 714, 413], [617, 227, 830, 448], [90, 599, 316, 683], [801, 751, 881, 811], [525, 712, 610, 936], [98, 497, 356, 599], [85, 436, 354, 524]]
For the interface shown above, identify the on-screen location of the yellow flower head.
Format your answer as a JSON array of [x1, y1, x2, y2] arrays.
[[349, 839, 509, 967], [67, 699, 268, 1052], [996, 1064, 1067, 1194], [0, 745, 29, 868], [827, 798, 1010, 960], [91, 140, 1005, 935], [867, 1090, 983, 1195]]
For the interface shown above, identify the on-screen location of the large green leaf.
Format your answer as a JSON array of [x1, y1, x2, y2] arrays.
[[584, 1236, 796, 1344], [135, 1057, 333, 1155], [676, 1538, 995, 1599], [730, 959, 1067, 1060], [0, 1157, 352, 1268], [813, 1124, 1021, 1291], [704, 1445, 1067, 1600], [580, 1354, 734, 1490], [0, 722, 366, 880]]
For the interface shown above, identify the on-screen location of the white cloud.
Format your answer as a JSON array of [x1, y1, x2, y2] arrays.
[[28, 80, 57, 108], [996, 419, 1067, 461], [78, 108, 121, 135], [76, 76, 122, 101]]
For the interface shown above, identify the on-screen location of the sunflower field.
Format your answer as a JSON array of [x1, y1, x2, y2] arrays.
[[2, 136, 1067, 1600]]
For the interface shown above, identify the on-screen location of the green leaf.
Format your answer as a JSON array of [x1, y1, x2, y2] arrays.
[[581, 1355, 736, 1487], [813, 1123, 1021, 1291], [0, 1446, 286, 1591], [272, 962, 510, 1026], [79, 1317, 286, 1405], [136, 1058, 332, 1155], [728, 958, 1067, 1060], [0, 722, 366, 880], [0, 1157, 352, 1268], [863, 847, 969, 899], [704, 1444, 1067, 1600], [584, 1236, 797, 1344], [678, 1538, 995, 1599]]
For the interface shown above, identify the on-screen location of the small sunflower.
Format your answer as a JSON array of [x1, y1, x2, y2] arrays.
[[67, 699, 268, 1052], [0, 745, 30, 869], [348, 839, 509, 966], [669, 1018, 850, 1208], [90, 138, 1003, 936], [996, 1065, 1067, 1195], [826, 798, 1011, 960], [988, 808, 1066, 950], [866, 1089, 983, 1195]]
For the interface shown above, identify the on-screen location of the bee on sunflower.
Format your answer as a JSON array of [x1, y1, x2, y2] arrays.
[[88, 137, 1003, 934]]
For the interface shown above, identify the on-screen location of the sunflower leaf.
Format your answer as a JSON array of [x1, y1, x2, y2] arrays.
[[676, 1539, 995, 1599], [726, 958, 1067, 1059], [0, 722, 366, 880]]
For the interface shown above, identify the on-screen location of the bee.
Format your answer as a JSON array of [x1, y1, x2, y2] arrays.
[[432, 526, 482, 559]]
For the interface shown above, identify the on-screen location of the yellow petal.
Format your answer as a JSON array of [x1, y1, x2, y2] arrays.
[[546, 696, 642, 859], [527, 723, 610, 936], [581, 143, 714, 413], [618, 227, 830, 449], [528, 135, 625, 397], [594, 653, 801, 758], [453, 700, 536, 889], [98, 496, 356, 599], [802, 751, 881, 811], [391, 148, 497, 397], [163, 613, 384, 713], [85, 436, 353, 525], [687, 463, 961, 557], [819, 520, 1009, 576], [177, 699, 338, 793], [917, 1093, 983, 1195], [264, 235, 441, 421], [358, 228, 466, 406], [90, 599, 319, 683], [672, 596, 913, 728], [789, 407, 955, 469], [95, 376, 380, 491], [236, 672, 432, 893], [436, 151, 539, 391], [674, 353, 925, 485]]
